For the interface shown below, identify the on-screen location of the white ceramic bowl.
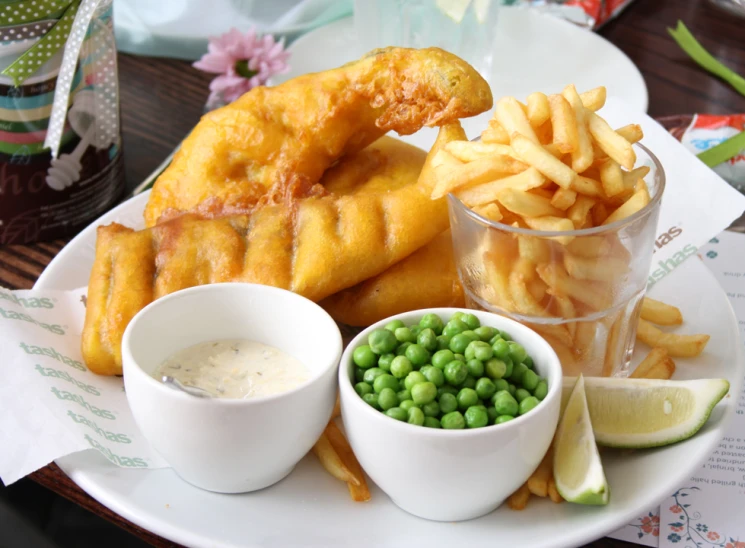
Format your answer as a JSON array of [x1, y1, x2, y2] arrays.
[[339, 308, 562, 522], [122, 283, 342, 494]]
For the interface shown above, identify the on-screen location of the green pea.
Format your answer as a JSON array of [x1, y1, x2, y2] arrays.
[[354, 382, 373, 397], [461, 330, 480, 343], [534, 381, 549, 400], [523, 356, 534, 369], [405, 344, 431, 366], [493, 378, 509, 393], [443, 318, 468, 338], [507, 342, 528, 364], [462, 375, 477, 389], [519, 396, 540, 415], [509, 362, 529, 384], [485, 358, 507, 380], [431, 349, 455, 369], [353, 345, 377, 369], [515, 388, 531, 402], [489, 334, 503, 346], [421, 365, 445, 387], [368, 329, 397, 355], [354, 367, 365, 383], [438, 385, 458, 398], [424, 416, 441, 428], [385, 407, 408, 421], [373, 373, 399, 393], [508, 383, 517, 396], [466, 358, 484, 378], [465, 405, 489, 428], [454, 353, 466, 362], [466, 340, 493, 362], [362, 392, 379, 409], [397, 389, 412, 403], [462, 313, 480, 330], [475, 377, 496, 400], [444, 361, 468, 386], [417, 328, 438, 352], [472, 326, 494, 341], [457, 388, 479, 410], [495, 415, 514, 424], [363, 367, 385, 384], [400, 399, 418, 412], [503, 357, 514, 379], [493, 390, 519, 416], [422, 400, 440, 417], [391, 356, 413, 379], [487, 406, 498, 423], [378, 353, 395, 372], [500, 330, 512, 341], [408, 407, 425, 426], [451, 311, 466, 321], [449, 333, 472, 354], [412, 381, 437, 405], [439, 392, 458, 414], [396, 342, 413, 356], [441, 411, 466, 429], [394, 327, 416, 343], [492, 339, 510, 360], [419, 313, 445, 335], [522, 369, 539, 392], [410, 325, 423, 337], [403, 371, 427, 391], [384, 319, 405, 332], [436, 334, 451, 350], [378, 387, 398, 410]]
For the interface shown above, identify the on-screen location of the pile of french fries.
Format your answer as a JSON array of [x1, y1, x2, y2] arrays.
[[429, 85, 682, 376]]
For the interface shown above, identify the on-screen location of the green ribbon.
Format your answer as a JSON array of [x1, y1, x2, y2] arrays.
[[1, 0, 80, 86], [0, 0, 72, 25], [697, 131, 745, 169]]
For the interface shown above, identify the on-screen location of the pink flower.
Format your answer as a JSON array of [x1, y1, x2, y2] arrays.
[[641, 515, 660, 537], [671, 525, 684, 532], [708, 532, 720, 541], [725, 541, 745, 548], [193, 27, 290, 108], [669, 505, 683, 513]]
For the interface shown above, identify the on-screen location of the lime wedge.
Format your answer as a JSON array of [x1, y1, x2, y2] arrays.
[[561, 376, 730, 449], [554, 375, 610, 505], [435, 0, 472, 23]]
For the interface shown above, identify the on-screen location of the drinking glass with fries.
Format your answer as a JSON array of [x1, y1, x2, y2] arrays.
[[441, 85, 668, 377]]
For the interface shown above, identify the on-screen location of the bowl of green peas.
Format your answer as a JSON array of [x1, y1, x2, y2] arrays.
[[338, 308, 562, 522]]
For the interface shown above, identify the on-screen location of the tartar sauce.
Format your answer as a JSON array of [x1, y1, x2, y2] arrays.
[[153, 339, 310, 399]]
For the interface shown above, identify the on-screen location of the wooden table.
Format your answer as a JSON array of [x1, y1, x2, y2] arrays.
[[2, 1, 744, 546]]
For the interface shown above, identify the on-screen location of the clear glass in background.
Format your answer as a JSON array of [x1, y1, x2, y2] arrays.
[[448, 144, 665, 377], [353, 0, 501, 79], [709, 0, 745, 17]]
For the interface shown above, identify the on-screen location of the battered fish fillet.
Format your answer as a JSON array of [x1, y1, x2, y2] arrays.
[[321, 230, 464, 326], [144, 46, 493, 226], [82, 131, 458, 375]]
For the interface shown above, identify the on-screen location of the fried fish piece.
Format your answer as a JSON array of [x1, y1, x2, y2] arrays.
[[144, 46, 492, 226], [83, 126, 469, 375]]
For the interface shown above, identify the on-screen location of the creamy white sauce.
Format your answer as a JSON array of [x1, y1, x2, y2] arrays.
[[153, 339, 310, 399]]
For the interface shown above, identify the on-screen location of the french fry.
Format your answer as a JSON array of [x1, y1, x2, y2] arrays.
[[537, 262, 612, 309], [509, 267, 549, 317], [636, 319, 710, 357], [324, 421, 371, 502], [484, 249, 516, 310], [473, 202, 503, 222], [507, 482, 531, 510], [570, 175, 606, 199], [562, 84, 594, 173], [548, 477, 563, 503], [566, 235, 611, 258], [535, 120, 553, 145], [497, 188, 564, 218], [592, 202, 609, 225], [455, 167, 546, 207], [523, 216, 576, 244], [602, 316, 622, 376], [527, 277, 549, 303], [567, 195, 596, 228], [496, 96, 540, 144], [602, 188, 650, 225], [541, 332, 581, 375], [527, 92, 551, 128], [481, 120, 511, 144], [528, 446, 554, 497], [312, 431, 360, 486], [574, 320, 597, 356], [431, 155, 528, 199], [588, 111, 636, 169], [641, 297, 683, 326], [511, 133, 577, 189], [550, 187, 577, 211], [549, 94, 579, 154], [630, 347, 676, 380], [529, 187, 555, 200], [517, 234, 552, 263], [429, 148, 461, 170], [622, 166, 651, 189], [616, 123, 644, 144], [599, 158, 625, 197], [551, 295, 577, 339], [564, 253, 628, 282], [579, 86, 606, 111], [445, 140, 516, 162]]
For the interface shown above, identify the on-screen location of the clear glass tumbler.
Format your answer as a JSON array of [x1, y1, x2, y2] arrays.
[[448, 143, 665, 377], [353, 0, 501, 80]]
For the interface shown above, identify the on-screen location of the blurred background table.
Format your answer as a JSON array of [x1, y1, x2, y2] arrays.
[[1, 0, 744, 546]]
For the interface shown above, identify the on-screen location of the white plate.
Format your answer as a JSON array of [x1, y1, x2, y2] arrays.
[[271, 12, 648, 152], [36, 191, 742, 548]]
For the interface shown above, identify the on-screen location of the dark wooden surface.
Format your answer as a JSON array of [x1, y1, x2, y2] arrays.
[[2, 0, 744, 546]]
